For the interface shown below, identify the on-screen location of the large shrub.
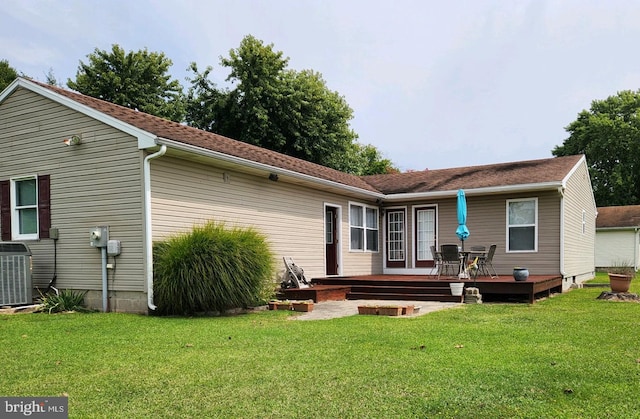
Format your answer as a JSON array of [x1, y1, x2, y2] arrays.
[[153, 221, 275, 315]]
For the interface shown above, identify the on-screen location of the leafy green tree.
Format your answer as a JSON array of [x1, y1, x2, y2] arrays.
[[68, 44, 185, 122], [553, 90, 640, 206], [187, 35, 396, 174], [0, 59, 19, 91], [334, 142, 398, 175]]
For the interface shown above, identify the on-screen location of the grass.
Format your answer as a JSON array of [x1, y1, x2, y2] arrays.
[[1, 282, 640, 418]]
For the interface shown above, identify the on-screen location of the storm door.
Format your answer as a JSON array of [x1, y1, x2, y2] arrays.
[[325, 206, 339, 275], [386, 209, 406, 268], [415, 206, 436, 267]]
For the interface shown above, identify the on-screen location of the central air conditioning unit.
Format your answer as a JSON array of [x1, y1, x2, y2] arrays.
[[0, 242, 33, 306]]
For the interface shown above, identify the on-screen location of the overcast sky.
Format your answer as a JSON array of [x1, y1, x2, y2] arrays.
[[2, 0, 640, 171]]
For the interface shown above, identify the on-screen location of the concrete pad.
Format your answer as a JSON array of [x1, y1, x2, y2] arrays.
[[290, 299, 462, 321]]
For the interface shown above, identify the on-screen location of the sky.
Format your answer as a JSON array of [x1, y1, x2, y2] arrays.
[[2, 0, 640, 172]]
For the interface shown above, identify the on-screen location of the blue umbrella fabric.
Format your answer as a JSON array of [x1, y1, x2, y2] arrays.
[[455, 189, 470, 250]]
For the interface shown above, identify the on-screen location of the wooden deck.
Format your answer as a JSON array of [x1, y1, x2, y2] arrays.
[[281, 274, 563, 304]]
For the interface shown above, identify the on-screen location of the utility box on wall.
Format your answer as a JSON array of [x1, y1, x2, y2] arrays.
[[89, 226, 109, 248]]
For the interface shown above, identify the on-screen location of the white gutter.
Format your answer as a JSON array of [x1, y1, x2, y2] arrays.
[[156, 137, 384, 200], [144, 145, 167, 311], [383, 182, 564, 202]]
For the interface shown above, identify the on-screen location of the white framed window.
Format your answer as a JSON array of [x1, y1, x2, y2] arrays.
[[506, 198, 537, 252], [11, 176, 39, 240], [349, 203, 379, 252]]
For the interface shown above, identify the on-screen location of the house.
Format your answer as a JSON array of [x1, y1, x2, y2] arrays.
[[0, 78, 597, 312], [595, 205, 640, 270]]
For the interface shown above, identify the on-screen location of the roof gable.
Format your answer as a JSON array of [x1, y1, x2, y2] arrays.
[[5, 78, 379, 195], [597, 205, 640, 229]]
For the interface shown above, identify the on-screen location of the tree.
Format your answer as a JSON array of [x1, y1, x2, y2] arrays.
[[0, 59, 19, 91], [68, 45, 185, 122], [553, 90, 640, 206], [187, 36, 396, 174]]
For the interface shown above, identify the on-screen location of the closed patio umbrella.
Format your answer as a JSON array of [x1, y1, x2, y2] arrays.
[[456, 189, 470, 251]]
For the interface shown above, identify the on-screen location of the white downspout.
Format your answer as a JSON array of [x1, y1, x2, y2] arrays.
[[144, 145, 166, 311]]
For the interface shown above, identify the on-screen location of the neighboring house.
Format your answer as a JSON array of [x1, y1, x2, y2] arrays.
[[0, 78, 597, 312], [595, 205, 640, 270]]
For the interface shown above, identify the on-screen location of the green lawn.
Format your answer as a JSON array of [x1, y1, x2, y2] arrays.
[[1, 282, 639, 418]]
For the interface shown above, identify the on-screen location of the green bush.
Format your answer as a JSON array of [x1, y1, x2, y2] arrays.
[[153, 221, 275, 315], [38, 288, 90, 313]]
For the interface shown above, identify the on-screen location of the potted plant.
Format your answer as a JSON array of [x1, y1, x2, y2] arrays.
[[607, 262, 636, 293], [292, 300, 314, 312]]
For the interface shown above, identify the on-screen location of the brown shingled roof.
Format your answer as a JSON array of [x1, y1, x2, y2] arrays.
[[597, 205, 640, 228], [28, 80, 380, 194], [23, 79, 584, 198], [361, 155, 584, 194]]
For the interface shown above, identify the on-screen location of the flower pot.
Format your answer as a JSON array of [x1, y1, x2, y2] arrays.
[[268, 301, 278, 310], [449, 282, 464, 296], [378, 306, 403, 316], [292, 301, 314, 312], [358, 306, 378, 315], [276, 302, 292, 310], [513, 267, 529, 281], [608, 273, 633, 293]]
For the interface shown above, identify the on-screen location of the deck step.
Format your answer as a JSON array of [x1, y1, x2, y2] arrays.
[[350, 285, 452, 294], [347, 292, 463, 303]]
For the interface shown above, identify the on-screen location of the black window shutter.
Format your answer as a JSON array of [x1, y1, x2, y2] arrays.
[[0, 180, 10, 241], [38, 174, 51, 239]]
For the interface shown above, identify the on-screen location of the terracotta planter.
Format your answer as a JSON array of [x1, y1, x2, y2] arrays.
[[292, 301, 314, 312], [268, 301, 278, 310], [276, 302, 292, 310], [608, 273, 633, 293], [378, 306, 403, 316], [358, 306, 378, 315]]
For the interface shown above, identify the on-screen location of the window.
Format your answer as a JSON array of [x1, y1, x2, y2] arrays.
[[349, 203, 378, 251], [0, 175, 50, 241], [507, 198, 537, 252], [14, 178, 38, 238], [387, 210, 405, 265]]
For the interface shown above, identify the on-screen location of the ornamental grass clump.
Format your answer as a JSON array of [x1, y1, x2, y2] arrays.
[[153, 221, 275, 315], [38, 288, 90, 313]]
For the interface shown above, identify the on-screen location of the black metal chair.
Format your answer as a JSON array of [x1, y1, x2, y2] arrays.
[[430, 245, 442, 274], [438, 244, 461, 279], [476, 244, 498, 278]]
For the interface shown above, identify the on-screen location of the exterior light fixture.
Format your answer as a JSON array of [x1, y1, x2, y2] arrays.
[[63, 135, 82, 146]]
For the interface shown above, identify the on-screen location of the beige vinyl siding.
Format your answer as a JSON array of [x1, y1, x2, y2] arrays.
[[396, 191, 562, 275], [561, 160, 596, 278], [595, 229, 639, 269], [150, 156, 381, 280], [0, 87, 145, 291]]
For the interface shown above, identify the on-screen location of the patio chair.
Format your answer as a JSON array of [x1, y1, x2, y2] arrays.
[[281, 257, 311, 289], [430, 245, 442, 274], [438, 244, 461, 279], [476, 244, 498, 278]]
